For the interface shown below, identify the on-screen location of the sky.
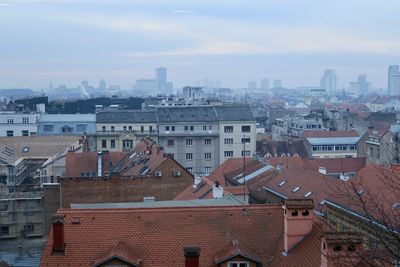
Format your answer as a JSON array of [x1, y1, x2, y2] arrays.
[[0, 0, 399, 90]]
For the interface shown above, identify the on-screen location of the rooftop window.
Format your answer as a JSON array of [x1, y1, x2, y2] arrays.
[[292, 186, 301, 193], [304, 192, 312, 198], [278, 180, 286, 187]]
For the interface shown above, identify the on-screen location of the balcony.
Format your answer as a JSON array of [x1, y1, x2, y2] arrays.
[[158, 130, 219, 137]]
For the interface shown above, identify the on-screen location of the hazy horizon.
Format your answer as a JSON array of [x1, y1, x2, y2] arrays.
[[0, 0, 399, 89]]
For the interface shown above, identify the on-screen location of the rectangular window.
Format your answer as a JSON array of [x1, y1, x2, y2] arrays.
[[21, 130, 29, 136], [241, 150, 251, 157], [224, 126, 233, 133], [128, 126, 133, 131], [204, 139, 211, 146], [224, 138, 234, 145], [242, 126, 251, 132], [228, 262, 249, 267], [111, 126, 115, 132], [171, 126, 175, 131], [241, 138, 251, 144], [205, 153, 212, 160], [0, 226, 9, 235], [149, 126, 153, 132], [7, 118, 14, 124], [22, 117, 29, 123], [184, 126, 189, 131], [224, 151, 233, 158], [203, 125, 207, 131], [102, 126, 106, 132], [167, 139, 174, 146], [166, 126, 170, 131], [204, 167, 211, 175], [123, 140, 133, 149], [24, 224, 34, 233], [186, 153, 193, 160], [190, 126, 194, 131], [123, 126, 127, 131], [101, 139, 107, 148], [141, 126, 144, 133], [44, 124, 54, 132], [110, 139, 116, 148], [6, 130, 13, 137], [186, 139, 193, 146], [186, 167, 193, 174]]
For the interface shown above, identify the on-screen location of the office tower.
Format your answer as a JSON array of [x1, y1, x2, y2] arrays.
[[388, 65, 399, 95], [392, 74, 400, 96], [320, 69, 337, 92], [273, 79, 282, 88], [261, 79, 269, 90], [248, 80, 257, 90], [99, 79, 106, 91], [156, 67, 167, 85]]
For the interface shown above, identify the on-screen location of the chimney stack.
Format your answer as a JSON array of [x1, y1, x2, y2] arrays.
[[52, 214, 65, 253], [212, 181, 223, 199], [321, 232, 362, 267], [183, 246, 200, 267], [193, 174, 202, 189], [283, 199, 314, 253]]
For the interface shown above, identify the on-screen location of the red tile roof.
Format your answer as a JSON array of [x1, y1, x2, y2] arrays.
[[214, 240, 262, 264], [93, 241, 142, 266], [40, 205, 286, 267], [303, 130, 359, 138]]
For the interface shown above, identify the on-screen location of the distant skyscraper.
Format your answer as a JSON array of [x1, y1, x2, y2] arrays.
[[261, 79, 269, 90], [320, 69, 337, 92], [392, 74, 400, 96], [349, 74, 370, 96], [156, 67, 167, 85], [248, 80, 257, 90], [99, 79, 106, 91], [273, 79, 282, 88], [388, 65, 399, 95]]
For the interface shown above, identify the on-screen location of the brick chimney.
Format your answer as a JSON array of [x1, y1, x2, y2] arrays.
[[184, 246, 200, 267], [283, 199, 314, 253], [52, 214, 65, 254], [321, 232, 362, 267]]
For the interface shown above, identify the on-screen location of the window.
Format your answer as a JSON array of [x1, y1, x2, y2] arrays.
[[186, 167, 193, 174], [76, 124, 87, 132], [186, 139, 193, 146], [224, 151, 233, 158], [241, 150, 251, 157], [171, 126, 175, 131], [141, 126, 144, 133], [101, 139, 107, 148], [224, 138, 233, 145], [241, 138, 250, 144], [204, 167, 211, 175], [128, 126, 132, 131], [102, 126, 106, 132], [21, 130, 29, 136], [367, 147, 374, 157], [62, 126, 73, 133], [204, 139, 211, 146], [44, 124, 54, 132], [167, 139, 174, 146], [205, 153, 212, 160], [0, 226, 9, 235], [186, 153, 193, 160], [110, 139, 116, 148], [111, 126, 115, 132], [7, 118, 14, 124], [228, 262, 249, 267], [166, 126, 170, 131], [22, 117, 29, 123], [242, 125, 251, 132], [149, 126, 153, 132], [184, 126, 189, 131], [292, 186, 301, 192], [203, 125, 207, 131], [6, 130, 13, 137], [224, 126, 233, 133], [190, 126, 194, 131], [123, 126, 127, 131], [24, 224, 34, 233], [123, 140, 133, 149]]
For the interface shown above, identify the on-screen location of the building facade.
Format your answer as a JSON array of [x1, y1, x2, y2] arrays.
[[0, 112, 39, 136], [38, 114, 96, 136]]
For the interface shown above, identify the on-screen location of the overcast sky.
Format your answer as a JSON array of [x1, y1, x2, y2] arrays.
[[0, 0, 399, 89]]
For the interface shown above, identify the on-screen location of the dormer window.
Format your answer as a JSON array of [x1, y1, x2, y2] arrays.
[[292, 186, 301, 193], [278, 181, 286, 187], [304, 191, 312, 198]]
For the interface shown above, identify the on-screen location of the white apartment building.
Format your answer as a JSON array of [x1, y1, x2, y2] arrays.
[[0, 112, 40, 137]]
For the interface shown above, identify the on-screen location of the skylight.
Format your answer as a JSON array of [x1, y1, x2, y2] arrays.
[[304, 192, 312, 198], [23, 147, 29, 153], [278, 180, 286, 187], [392, 202, 400, 209], [292, 186, 301, 193]]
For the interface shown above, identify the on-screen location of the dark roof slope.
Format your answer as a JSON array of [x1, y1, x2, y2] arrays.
[[214, 105, 255, 121], [156, 106, 218, 122]]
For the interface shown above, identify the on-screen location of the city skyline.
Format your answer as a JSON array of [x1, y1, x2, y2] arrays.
[[0, 0, 399, 89]]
